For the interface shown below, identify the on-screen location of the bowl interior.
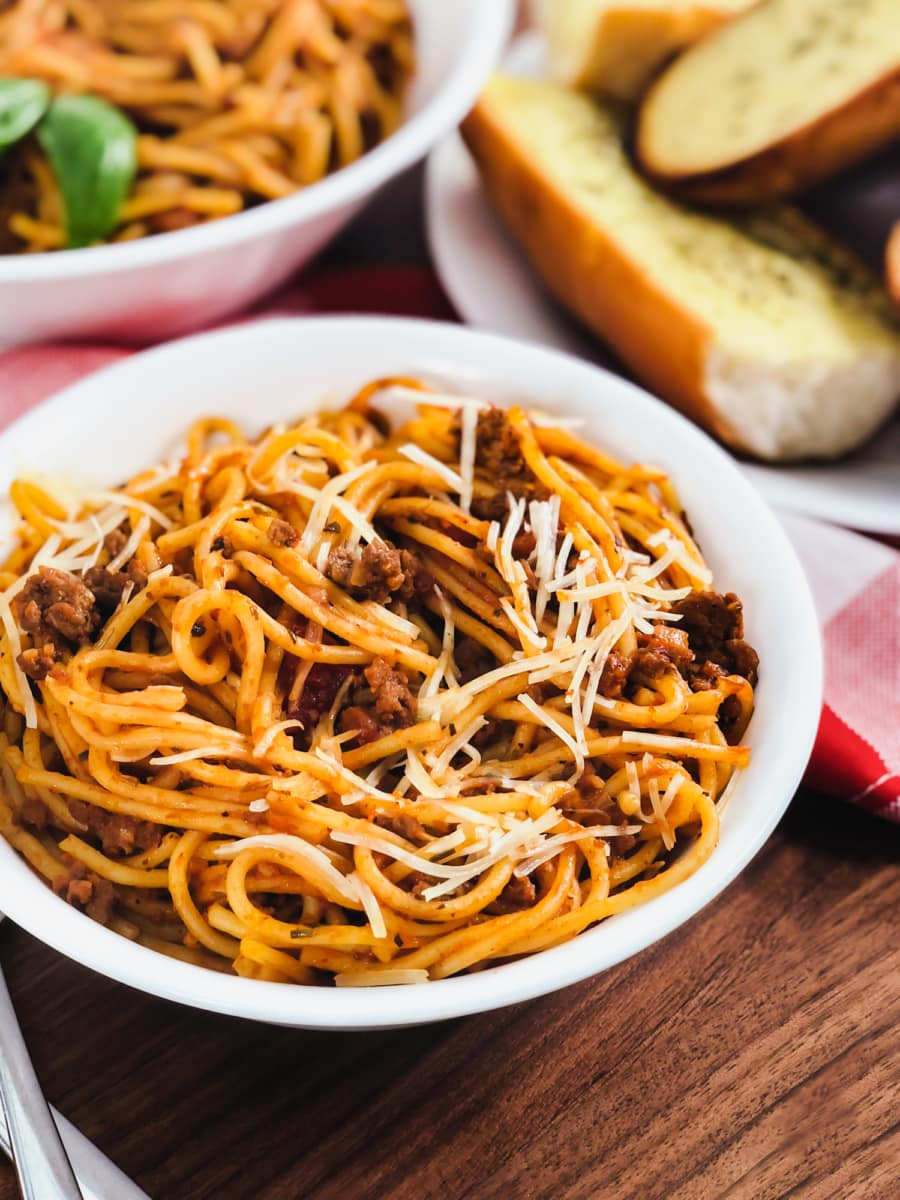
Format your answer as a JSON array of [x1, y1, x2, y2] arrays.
[[0, 317, 822, 1028]]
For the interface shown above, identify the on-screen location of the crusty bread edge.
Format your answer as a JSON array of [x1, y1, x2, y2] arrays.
[[566, 5, 742, 103], [888, 224, 900, 309], [461, 95, 751, 451], [636, 63, 900, 204]]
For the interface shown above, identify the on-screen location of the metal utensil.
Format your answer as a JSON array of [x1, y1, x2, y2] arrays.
[[0, 909, 152, 1200], [0, 1096, 151, 1200], [0, 953, 84, 1199]]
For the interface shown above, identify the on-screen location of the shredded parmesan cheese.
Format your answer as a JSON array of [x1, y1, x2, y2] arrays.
[[214, 833, 361, 906], [429, 715, 487, 780], [646, 529, 712, 585], [106, 515, 150, 573], [299, 461, 375, 555], [313, 747, 395, 804], [458, 399, 479, 514], [86, 490, 174, 531], [621, 732, 722, 755], [518, 693, 585, 772], [253, 720, 303, 759], [149, 746, 224, 766], [350, 871, 388, 939], [398, 444, 463, 494]]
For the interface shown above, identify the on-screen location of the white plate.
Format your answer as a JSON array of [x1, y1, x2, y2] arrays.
[[425, 34, 900, 534], [0, 316, 820, 1029]]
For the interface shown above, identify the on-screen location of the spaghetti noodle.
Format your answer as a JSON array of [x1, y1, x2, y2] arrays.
[[0, 0, 414, 252], [0, 382, 758, 985]]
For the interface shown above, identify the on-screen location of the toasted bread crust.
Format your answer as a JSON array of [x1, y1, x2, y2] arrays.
[[567, 5, 744, 102], [461, 99, 748, 448], [638, 66, 900, 204], [888, 224, 900, 308]]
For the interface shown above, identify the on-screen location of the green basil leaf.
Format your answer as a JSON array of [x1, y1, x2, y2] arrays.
[[37, 94, 137, 249], [0, 78, 50, 151]]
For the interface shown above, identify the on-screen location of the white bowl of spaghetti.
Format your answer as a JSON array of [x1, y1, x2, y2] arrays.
[[0, 1, 513, 346], [0, 317, 821, 1029]]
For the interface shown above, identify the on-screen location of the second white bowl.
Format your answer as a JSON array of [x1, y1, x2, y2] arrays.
[[0, 1, 514, 347]]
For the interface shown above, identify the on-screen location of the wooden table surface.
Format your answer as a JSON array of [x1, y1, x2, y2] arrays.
[[2, 149, 900, 1200], [1, 787, 897, 1200]]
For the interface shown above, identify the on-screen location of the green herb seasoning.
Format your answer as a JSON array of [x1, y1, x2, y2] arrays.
[[0, 78, 50, 152], [37, 94, 137, 248]]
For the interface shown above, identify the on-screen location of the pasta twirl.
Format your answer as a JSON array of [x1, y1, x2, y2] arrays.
[[0, 382, 758, 985]]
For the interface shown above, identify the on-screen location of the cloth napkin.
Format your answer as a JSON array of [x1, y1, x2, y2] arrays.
[[1, 265, 896, 822]]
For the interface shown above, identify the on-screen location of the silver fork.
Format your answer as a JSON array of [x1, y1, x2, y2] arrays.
[[0, 912, 152, 1195], [0, 948, 84, 1200], [0, 1096, 153, 1200], [0, 915, 152, 1200]]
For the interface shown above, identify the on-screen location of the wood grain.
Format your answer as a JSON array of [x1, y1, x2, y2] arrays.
[[0, 789, 897, 1200]]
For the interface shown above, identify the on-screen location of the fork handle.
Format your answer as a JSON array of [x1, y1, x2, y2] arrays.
[[0, 965, 83, 1200], [1, 1102, 151, 1200]]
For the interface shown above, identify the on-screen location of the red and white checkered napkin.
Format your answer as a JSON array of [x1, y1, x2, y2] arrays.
[[0, 266, 897, 820], [779, 514, 899, 822]]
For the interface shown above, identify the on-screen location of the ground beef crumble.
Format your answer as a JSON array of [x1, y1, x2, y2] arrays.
[[54, 863, 116, 925], [377, 814, 430, 845], [597, 650, 631, 699], [13, 554, 150, 677], [471, 480, 551, 523], [561, 770, 638, 856], [15, 566, 99, 646], [632, 626, 694, 681], [268, 518, 299, 548], [454, 635, 494, 685], [512, 529, 537, 558], [19, 796, 50, 829], [83, 560, 147, 616], [340, 658, 416, 745], [474, 409, 529, 479], [671, 591, 759, 687], [591, 594, 757, 704], [103, 528, 128, 558], [340, 704, 380, 745], [325, 540, 422, 605], [487, 874, 537, 914], [469, 408, 551, 520], [17, 642, 59, 681], [365, 657, 416, 724], [68, 800, 162, 858]]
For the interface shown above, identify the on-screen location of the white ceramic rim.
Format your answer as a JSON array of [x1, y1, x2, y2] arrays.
[[0, 316, 823, 1028], [0, 1, 515, 281]]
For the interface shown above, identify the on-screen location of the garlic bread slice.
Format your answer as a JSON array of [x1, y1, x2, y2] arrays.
[[462, 74, 900, 461], [534, 0, 754, 102], [635, 0, 900, 203]]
